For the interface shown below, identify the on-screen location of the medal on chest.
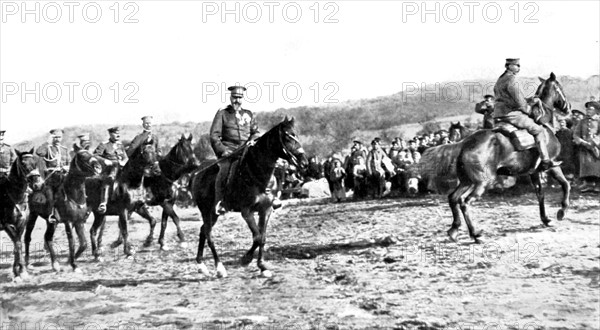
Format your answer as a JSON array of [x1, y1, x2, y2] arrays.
[[236, 112, 251, 126]]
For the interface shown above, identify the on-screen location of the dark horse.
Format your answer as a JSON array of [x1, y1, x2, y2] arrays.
[[24, 144, 102, 272], [448, 121, 472, 142], [448, 73, 571, 243], [0, 149, 37, 281], [88, 143, 160, 260], [140, 134, 200, 250], [190, 117, 308, 278]]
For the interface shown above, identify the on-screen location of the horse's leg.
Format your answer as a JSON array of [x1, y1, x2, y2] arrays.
[[205, 213, 226, 278], [530, 172, 551, 226], [461, 182, 487, 243], [63, 221, 79, 272], [256, 207, 273, 277], [118, 208, 133, 257], [4, 225, 26, 280], [546, 166, 570, 220], [44, 220, 60, 271], [447, 182, 474, 243], [136, 204, 156, 247], [196, 208, 210, 276], [24, 212, 38, 268], [74, 221, 87, 260], [240, 208, 260, 267], [158, 206, 169, 250], [90, 211, 102, 260], [168, 202, 186, 244]]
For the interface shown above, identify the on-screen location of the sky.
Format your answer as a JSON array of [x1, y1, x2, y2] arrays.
[[1, 0, 599, 143]]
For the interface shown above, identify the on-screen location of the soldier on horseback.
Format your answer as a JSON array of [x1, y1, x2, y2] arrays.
[[493, 58, 561, 171], [35, 129, 70, 222], [0, 130, 17, 186], [93, 127, 129, 214], [127, 116, 162, 158], [210, 85, 281, 215]]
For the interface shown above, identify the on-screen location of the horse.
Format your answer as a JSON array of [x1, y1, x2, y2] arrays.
[[88, 143, 160, 260], [139, 134, 200, 250], [24, 144, 102, 272], [447, 72, 571, 243], [448, 121, 472, 142], [418, 143, 463, 194], [0, 148, 37, 281], [190, 116, 308, 278]]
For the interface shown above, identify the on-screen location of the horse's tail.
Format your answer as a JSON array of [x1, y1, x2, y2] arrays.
[[418, 142, 465, 180]]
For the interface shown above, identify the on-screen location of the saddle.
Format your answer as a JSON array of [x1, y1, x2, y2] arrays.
[[492, 123, 535, 151]]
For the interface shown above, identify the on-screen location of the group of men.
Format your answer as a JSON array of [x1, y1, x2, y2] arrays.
[[0, 116, 161, 221]]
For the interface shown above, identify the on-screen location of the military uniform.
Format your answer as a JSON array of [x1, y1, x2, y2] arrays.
[[0, 141, 17, 178], [35, 132, 70, 222], [127, 130, 161, 158], [210, 86, 262, 214], [94, 139, 128, 179], [573, 103, 600, 179]]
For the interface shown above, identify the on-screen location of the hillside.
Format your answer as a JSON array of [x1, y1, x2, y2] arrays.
[[14, 75, 599, 159]]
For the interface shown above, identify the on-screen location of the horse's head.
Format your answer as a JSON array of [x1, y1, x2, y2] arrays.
[[130, 143, 161, 176], [14, 148, 37, 178], [448, 122, 465, 142], [277, 116, 309, 170], [71, 143, 102, 176], [532, 72, 571, 123], [27, 169, 44, 191], [173, 133, 201, 168]]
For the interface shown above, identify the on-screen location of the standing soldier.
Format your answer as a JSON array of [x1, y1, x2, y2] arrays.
[[210, 85, 279, 214], [492, 58, 560, 171], [93, 127, 129, 213], [475, 94, 495, 129], [127, 116, 162, 158], [36, 129, 70, 222], [573, 101, 600, 192], [0, 130, 17, 185]]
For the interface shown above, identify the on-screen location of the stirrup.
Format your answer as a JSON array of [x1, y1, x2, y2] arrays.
[[97, 202, 107, 214], [272, 197, 282, 210], [48, 212, 58, 224]]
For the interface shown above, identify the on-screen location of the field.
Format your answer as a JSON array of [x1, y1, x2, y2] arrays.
[[1, 191, 599, 330]]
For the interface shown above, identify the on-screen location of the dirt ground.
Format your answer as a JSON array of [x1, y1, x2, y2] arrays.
[[1, 190, 599, 330]]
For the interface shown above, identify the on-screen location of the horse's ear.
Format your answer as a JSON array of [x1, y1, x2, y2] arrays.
[[180, 133, 186, 140], [550, 72, 556, 81], [457, 121, 461, 125], [187, 133, 193, 141], [538, 77, 546, 83], [73, 143, 81, 152], [29, 148, 34, 155], [283, 115, 289, 123], [289, 116, 295, 124], [15, 149, 22, 157]]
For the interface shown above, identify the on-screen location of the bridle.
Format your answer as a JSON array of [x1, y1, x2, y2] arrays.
[[278, 125, 305, 167], [535, 81, 570, 114]]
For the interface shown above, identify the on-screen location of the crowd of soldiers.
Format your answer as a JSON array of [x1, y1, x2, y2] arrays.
[[275, 128, 459, 202]]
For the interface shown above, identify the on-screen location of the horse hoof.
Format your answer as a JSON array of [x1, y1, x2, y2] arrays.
[[95, 257, 105, 263], [447, 229, 459, 243], [110, 240, 123, 249], [73, 267, 82, 274], [557, 209, 566, 221], [13, 276, 23, 283], [143, 240, 153, 248], [179, 241, 188, 249], [542, 217, 552, 226], [473, 237, 484, 244], [240, 254, 253, 266], [216, 262, 228, 278], [198, 263, 210, 276], [160, 245, 170, 252], [20, 270, 30, 280], [261, 270, 273, 278], [52, 262, 61, 272]]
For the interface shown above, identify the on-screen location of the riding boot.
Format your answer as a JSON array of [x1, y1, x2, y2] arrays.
[[534, 133, 561, 171], [47, 189, 58, 224], [98, 184, 110, 214], [214, 161, 230, 215]]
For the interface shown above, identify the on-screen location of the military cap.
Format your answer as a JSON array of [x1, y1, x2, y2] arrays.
[[0, 130, 5, 135], [228, 85, 247, 97], [49, 129, 64, 136], [571, 109, 585, 116], [108, 126, 120, 133], [77, 133, 90, 141], [505, 58, 520, 66], [141, 116, 153, 122], [371, 137, 381, 145], [352, 139, 362, 145], [584, 101, 600, 110], [484, 94, 495, 100]]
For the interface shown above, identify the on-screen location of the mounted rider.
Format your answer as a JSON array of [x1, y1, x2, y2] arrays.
[[93, 127, 129, 213], [35, 128, 70, 222], [0, 130, 17, 186], [493, 58, 561, 171], [210, 85, 281, 215]]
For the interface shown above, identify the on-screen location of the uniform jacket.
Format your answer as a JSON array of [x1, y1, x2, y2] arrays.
[[210, 105, 260, 157], [127, 130, 161, 158], [36, 143, 70, 170], [493, 70, 529, 118], [94, 140, 129, 165], [366, 148, 390, 176], [0, 143, 17, 173], [573, 116, 600, 155]]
